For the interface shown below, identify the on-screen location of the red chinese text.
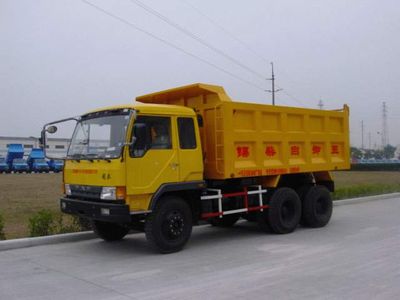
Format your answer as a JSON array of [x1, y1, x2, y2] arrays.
[[236, 146, 250, 158], [265, 146, 276, 157]]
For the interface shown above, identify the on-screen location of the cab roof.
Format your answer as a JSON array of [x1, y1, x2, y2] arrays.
[[86, 102, 196, 117]]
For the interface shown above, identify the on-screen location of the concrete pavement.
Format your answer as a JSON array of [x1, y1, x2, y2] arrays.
[[1, 195, 399, 299]]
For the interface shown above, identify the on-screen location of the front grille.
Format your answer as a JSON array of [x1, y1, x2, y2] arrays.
[[69, 185, 102, 200]]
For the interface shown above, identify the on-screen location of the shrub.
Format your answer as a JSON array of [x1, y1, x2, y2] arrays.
[[351, 163, 400, 172], [0, 214, 5, 240], [56, 215, 83, 234], [77, 217, 92, 231], [55, 215, 92, 234], [29, 209, 55, 237]]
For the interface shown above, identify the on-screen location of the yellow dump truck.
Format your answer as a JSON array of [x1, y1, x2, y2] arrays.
[[42, 83, 350, 253]]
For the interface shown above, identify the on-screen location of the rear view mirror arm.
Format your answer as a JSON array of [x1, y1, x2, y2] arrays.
[[41, 116, 80, 158]]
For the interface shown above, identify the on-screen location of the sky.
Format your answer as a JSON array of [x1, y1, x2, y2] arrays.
[[1, 0, 399, 148]]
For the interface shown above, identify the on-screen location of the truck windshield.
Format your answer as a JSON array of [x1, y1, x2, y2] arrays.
[[13, 159, 25, 163], [68, 110, 131, 160], [35, 159, 47, 163]]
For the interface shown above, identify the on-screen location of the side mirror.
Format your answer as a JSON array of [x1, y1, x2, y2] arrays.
[[47, 125, 58, 134]]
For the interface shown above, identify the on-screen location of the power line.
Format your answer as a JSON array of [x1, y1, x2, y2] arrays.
[[278, 88, 305, 106], [179, 0, 270, 65], [129, 0, 267, 80], [179, 0, 307, 106], [81, 0, 265, 91]]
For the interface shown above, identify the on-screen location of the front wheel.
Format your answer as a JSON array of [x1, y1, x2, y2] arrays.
[[145, 196, 192, 254], [92, 221, 129, 241]]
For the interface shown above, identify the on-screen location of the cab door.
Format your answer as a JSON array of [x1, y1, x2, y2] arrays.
[[176, 116, 204, 182], [126, 115, 179, 196]]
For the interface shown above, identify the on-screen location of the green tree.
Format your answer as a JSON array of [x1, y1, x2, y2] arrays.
[[351, 147, 363, 159], [383, 145, 396, 159]]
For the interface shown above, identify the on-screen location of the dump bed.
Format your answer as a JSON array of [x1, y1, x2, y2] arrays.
[[6, 144, 24, 165], [137, 83, 350, 180], [27, 148, 45, 166]]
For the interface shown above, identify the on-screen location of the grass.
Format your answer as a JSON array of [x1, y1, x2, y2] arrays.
[[331, 171, 400, 200], [1, 171, 400, 239], [0, 173, 62, 239]]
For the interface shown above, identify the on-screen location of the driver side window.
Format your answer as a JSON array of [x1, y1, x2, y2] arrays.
[[131, 116, 171, 157]]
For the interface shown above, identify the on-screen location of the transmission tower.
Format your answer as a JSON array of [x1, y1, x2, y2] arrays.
[[318, 99, 324, 110], [382, 102, 389, 148], [361, 120, 364, 149]]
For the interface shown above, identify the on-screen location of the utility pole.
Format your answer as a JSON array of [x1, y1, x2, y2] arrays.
[[361, 120, 364, 149], [266, 62, 282, 105], [368, 132, 371, 149]]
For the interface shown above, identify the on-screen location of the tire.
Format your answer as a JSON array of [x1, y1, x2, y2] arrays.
[[258, 188, 301, 234], [209, 214, 240, 227], [302, 185, 332, 228], [145, 196, 192, 254], [92, 221, 129, 242], [296, 184, 313, 202], [296, 184, 313, 225]]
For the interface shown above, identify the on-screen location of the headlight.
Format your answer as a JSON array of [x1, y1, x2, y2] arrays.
[[100, 187, 117, 200], [100, 186, 125, 200], [65, 184, 72, 196]]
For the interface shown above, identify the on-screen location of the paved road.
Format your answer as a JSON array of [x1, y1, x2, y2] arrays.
[[1, 197, 400, 300]]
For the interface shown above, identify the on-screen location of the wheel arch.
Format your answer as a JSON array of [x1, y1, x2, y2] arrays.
[[149, 181, 206, 223], [313, 171, 334, 192]]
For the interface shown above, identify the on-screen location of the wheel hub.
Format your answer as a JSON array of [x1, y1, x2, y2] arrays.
[[163, 211, 185, 240]]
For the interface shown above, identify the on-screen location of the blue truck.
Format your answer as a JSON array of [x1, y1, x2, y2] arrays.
[[48, 159, 64, 173], [6, 144, 30, 173], [12, 158, 30, 173], [27, 148, 49, 173], [0, 157, 10, 173]]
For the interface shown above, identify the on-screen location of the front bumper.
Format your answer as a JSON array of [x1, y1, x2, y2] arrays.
[[35, 166, 49, 171], [13, 167, 29, 171], [60, 197, 131, 223]]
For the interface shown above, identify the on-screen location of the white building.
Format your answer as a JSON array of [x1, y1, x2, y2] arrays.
[[0, 136, 70, 158]]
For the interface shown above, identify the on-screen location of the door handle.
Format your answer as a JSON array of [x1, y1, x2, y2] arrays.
[[170, 162, 179, 169]]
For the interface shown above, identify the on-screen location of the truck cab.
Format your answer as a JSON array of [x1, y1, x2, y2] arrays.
[[48, 159, 64, 173], [31, 159, 50, 173], [0, 158, 10, 173], [12, 158, 30, 173], [27, 148, 49, 173]]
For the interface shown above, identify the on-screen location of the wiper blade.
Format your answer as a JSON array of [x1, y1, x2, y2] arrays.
[[95, 153, 112, 162]]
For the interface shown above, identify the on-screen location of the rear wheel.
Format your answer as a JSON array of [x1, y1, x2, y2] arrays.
[[258, 188, 301, 234], [145, 196, 192, 254], [209, 214, 240, 227], [92, 221, 129, 241], [302, 186, 332, 228]]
